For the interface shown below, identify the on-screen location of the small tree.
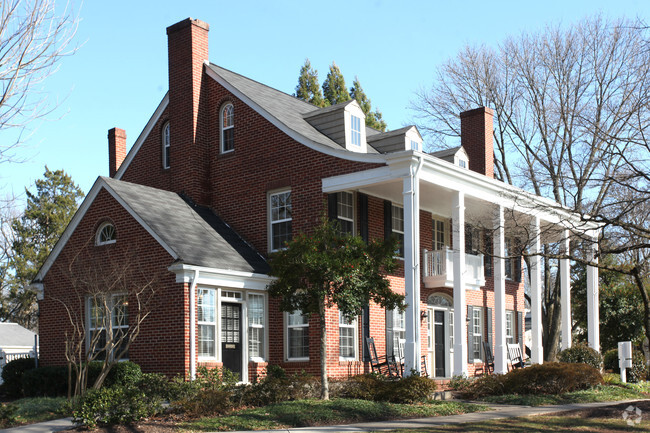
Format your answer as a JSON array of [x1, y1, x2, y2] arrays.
[[295, 58, 327, 107], [322, 62, 351, 106], [350, 77, 387, 132], [268, 217, 404, 400]]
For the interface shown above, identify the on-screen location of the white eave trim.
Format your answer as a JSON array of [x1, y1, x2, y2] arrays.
[[204, 64, 386, 164], [114, 93, 169, 180], [168, 263, 274, 291], [323, 150, 599, 230], [33, 177, 179, 283]]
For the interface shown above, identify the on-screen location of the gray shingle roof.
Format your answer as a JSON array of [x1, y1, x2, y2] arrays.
[[102, 177, 269, 274], [207, 64, 380, 154], [0, 323, 37, 348]]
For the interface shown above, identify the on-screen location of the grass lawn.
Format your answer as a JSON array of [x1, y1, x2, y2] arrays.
[[0, 396, 67, 428], [182, 399, 490, 431]]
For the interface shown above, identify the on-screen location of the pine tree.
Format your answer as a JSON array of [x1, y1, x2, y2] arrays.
[[294, 59, 326, 107], [322, 62, 350, 106], [3, 167, 84, 329], [350, 77, 387, 132]]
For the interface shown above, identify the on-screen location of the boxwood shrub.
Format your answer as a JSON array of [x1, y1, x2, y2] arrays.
[[557, 343, 603, 370], [0, 357, 36, 397], [22, 365, 68, 397]]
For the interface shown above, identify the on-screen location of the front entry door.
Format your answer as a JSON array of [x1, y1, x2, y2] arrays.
[[433, 310, 446, 377], [221, 303, 242, 379], [428, 307, 454, 378]]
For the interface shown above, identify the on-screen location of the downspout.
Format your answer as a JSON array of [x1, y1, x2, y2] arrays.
[[189, 269, 199, 380]]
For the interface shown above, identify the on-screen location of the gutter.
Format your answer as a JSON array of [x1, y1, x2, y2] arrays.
[[189, 269, 199, 380]]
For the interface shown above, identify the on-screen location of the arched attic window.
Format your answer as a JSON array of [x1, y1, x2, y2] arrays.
[[162, 122, 170, 169], [96, 222, 116, 246], [220, 103, 234, 153]]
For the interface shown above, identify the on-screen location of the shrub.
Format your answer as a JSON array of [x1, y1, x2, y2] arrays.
[[136, 373, 175, 401], [504, 363, 603, 395], [240, 365, 319, 407], [628, 353, 649, 383], [173, 366, 238, 415], [105, 361, 142, 387], [379, 374, 437, 403], [179, 388, 233, 417], [557, 344, 603, 370], [448, 374, 472, 392], [70, 384, 162, 428], [334, 373, 387, 401], [22, 366, 68, 397], [463, 374, 506, 399], [0, 403, 18, 428], [1, 357, 36, 397], [603, 349, 620, 373]]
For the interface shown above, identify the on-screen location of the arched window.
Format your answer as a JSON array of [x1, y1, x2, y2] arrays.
[[427, 294, 452, 307], [162, 122, 170, 169], [96, 222, 116, 245], [220, 103, 234, 153]]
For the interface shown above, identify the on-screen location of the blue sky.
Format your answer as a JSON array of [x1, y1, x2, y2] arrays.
[[2, 0, 649, 203]]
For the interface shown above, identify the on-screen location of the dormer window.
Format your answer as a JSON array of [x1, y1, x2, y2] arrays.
[[96, 222, 116, 246], [410, 140, 420, 151], [350, 115, 361, 146], [458, 159, 467, 168], [221, 103, 234, 153], [162, 122, 170, 169]]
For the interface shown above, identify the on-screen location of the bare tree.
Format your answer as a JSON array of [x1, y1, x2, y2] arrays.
[[0, 0, 77, 164], [52, 238, 159, 398], [411, 15, 650, 359]]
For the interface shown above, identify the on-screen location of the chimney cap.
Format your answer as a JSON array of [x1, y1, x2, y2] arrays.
[[460, 106, 494, 118], [166, 18, 209, 35]]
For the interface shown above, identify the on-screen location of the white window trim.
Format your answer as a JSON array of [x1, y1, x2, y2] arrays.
[[86, 293, 129, 361], [350, 115, 361, 147], [391, 308, 406, 358], [286, 311, 309, 361], [337, 191, 355, 235], [392, 204, 404, 258], [268, 189, 292, 252], [432, 216, 448, 251], [95, 222, 116, 246], [220, 103, 234, 154], [162, 121, 170, 169], [471, 308, 483, 363], [505, 310, 515, 345], [197, 287, 218, 361], [247, 293, 266, 362], [338, 311, 358, 361]]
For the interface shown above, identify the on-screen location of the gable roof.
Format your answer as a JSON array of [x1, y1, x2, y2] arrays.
[[33, 177, 269, 283], [205, 64, 383, 158], [0, 323, 37, 348]]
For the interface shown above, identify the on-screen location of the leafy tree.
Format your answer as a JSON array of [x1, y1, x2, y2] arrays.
[[267, 217, 404, 400], [2, 167, 84, 329], [322, 62, 350, 106], [294, 58, 327, 107], [571, 255, 645, 352], [350, 77, 387, 132]]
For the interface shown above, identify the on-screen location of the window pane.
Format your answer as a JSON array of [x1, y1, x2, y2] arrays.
[[248, 295, 264, 325], [288, 327, 309, 358], [199, 324, 215, 357], [249, 327, 263, 358], [288, 311, 308, 326]]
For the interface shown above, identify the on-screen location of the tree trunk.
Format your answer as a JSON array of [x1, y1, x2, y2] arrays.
[[631, 268, 650, 356], [319, 299, 329, 400]]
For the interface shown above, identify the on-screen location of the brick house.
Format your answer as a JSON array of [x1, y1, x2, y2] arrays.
[[33, 18, 601, 383]]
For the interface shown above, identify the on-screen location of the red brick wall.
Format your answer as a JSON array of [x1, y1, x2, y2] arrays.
[[39, 189, 188, 377]]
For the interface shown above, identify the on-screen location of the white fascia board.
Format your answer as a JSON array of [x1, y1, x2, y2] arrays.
[[115, 94, 169, 180], [33, 178, 179, 283], [204, 64, 385, 164], [168, 263, 274, 291]]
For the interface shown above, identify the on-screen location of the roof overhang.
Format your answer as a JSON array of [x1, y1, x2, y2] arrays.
[[168, 263, 274, 291]]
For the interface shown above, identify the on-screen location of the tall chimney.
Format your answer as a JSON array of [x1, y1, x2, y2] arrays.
[[460, 107, 494, 178], [166, 18, 209, 203], [108, 127, 126, 177]]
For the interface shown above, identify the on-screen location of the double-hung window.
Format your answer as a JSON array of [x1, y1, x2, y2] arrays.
[[432, 218, 447, 251], [162, 122, 170, 169], [87, 294, 129, 360], [392, 205, 404, 257], [471, 308, 483, 361], [390, 308, 405, 358], [270, 190, 292, 251], [287, 311, 309, 360], [350, 115, 361, 146], [337, 192, 354, 235], [505, 310, 515, 345], [248, 294, 265, 360], [221, 103, 234, 153], [197, 288, 217, 358], [339, 312, 357, 360]]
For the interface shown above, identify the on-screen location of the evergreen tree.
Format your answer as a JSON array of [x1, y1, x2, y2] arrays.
[[322, 62, 350, 106], [294, 58, 327, 107], [350, 77, 387, 132], [2, 167, 84, 329]]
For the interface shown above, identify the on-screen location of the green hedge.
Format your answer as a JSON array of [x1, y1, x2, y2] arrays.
[[22, 366, 68, 397], [557, 344, 603, 370], [1, 357, 36, 398]]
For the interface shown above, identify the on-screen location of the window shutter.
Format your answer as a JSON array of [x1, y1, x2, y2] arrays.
[[359, 193, 369, 243], [486, 307, 493, 349], [465, 225, 473, 253], [385, 308, 393, 358], [484, 233, 493, 277], [362, 305, 370, 361], [328, 193, 338, 222], [467, 305, 474, 363], [384, 200, 392, 241], [517, 311, 523, 352]]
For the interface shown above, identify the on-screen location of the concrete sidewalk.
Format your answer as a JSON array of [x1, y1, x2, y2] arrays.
[[0, 399, 644, 433]]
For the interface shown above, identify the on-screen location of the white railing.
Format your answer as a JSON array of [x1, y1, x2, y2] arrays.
[[422, 248, 485, 289]]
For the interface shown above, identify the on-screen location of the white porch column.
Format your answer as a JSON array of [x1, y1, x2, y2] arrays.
[[530, 216, 543, 364], [403, 168, 421, 375], [493, 205, 507, 374], [189, 269, 199, 380], [560, 230, 572, 350], [452, 191, 467, 376], [587, 237, 600, 351]]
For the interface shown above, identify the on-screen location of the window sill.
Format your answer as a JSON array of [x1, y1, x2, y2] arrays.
[[286, 358, 309, 362], [249, 357, 266, 363]]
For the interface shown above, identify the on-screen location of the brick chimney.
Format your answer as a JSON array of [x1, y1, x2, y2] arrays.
[[166, 18, 210, 203], [460, 107, 494, 178], [108, 127, 126, 177]]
